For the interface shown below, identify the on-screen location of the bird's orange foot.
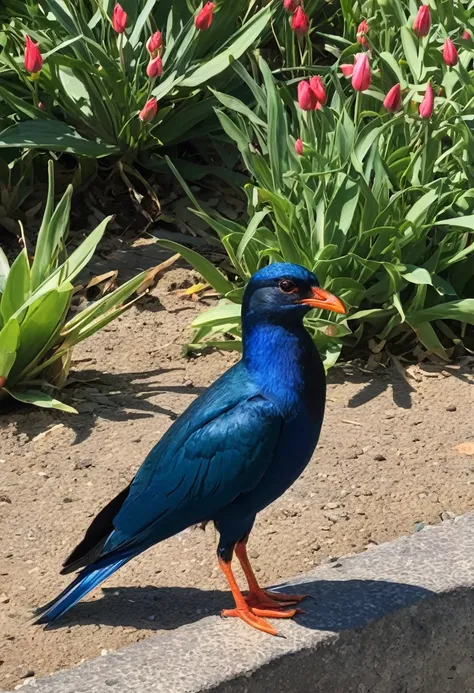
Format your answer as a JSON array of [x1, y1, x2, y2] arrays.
[[245, 588, 308, 609], [221, 607, 278, 635], [222, 604, 300, 634], [251, 606, 302, 619]]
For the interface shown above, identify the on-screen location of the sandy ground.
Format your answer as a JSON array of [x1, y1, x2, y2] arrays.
[[1, 268, 473, 689]]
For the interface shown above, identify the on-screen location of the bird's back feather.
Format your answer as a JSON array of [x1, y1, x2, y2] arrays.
[[43, 365, 283, 606]]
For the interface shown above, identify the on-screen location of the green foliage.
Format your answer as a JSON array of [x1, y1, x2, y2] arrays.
[[162, 38, 474, 365], [0, 150, 39, 234], [0, 0, 274, 183], [0, 160, 147, 411]]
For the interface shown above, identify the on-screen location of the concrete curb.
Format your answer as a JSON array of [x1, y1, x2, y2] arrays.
[[8, 514, 474, 693]]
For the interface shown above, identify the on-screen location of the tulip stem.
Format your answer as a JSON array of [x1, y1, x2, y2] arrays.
[[354, 90, 361, 134], [119, 32, 125, 74], [147, 79, 154, 101], [421, 122, 430, 185]]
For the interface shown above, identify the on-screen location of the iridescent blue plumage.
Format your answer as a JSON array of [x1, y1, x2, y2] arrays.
[[36, 263, 345, 634]]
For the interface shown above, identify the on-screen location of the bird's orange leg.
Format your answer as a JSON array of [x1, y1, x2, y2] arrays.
[[235, 539, 308, 609], [219, 558, 298, 634]]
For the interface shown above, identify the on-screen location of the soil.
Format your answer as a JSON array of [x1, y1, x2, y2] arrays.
[[1, 267, 474, 690]]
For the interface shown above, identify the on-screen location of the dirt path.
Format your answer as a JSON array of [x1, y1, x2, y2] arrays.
[[1, 268, 473, 689]]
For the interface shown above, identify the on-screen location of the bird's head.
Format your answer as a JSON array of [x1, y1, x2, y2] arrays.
[[242, 263, 346, 325]]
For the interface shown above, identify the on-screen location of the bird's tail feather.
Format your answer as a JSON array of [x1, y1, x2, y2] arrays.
[[34, 557, 130, 627]]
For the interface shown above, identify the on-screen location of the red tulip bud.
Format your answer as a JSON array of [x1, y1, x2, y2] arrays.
[[38, 102, 45, 110], [195, 2, 215, 31], [24, 35, 43, 74], [352, 53, 371, 91], [413, 4, 431, 38], [419, 81, 434, 119], [297, 80, 318, 110], [356, 19, 369, 47], [291, 6, 309, 35], [112, 3, 127, 33], [309, 76, 326, 105], [146, 31, 162, 55], [139, 97, 158, 123], [442, 38, 458, 66], [383, 83, 402, 112], [340, 63, 354, 77], [283, 0, 299, 11], [147, 55, 163, 78], [295, 139, 304, 156], [462, 30, 471, 41]]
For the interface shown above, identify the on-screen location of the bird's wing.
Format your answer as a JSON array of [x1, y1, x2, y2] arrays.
[[102, 394, 282, 555]]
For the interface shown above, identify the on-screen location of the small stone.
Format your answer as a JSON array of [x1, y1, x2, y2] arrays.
[[0, 494, 11, 504], [0, 593, 10, 604], [74, 459, 94, 470], [147, 615, 156, 621], [105, 680, 119, 687], [16, 667, 35, 679], [320, 525, 332, 531], [347, 449, 363, 459], [79, 402, 96, 414], [324, 502, 340, 510], [249, 549, 259, 559], [415, 522, 426, 532], [63, 497, 73, 503], [446, 404, 457, 412], [373, 453, 386, 461], [101, 649, 108, 656], [94, 395, 115, 406], [440, 510, 457, 522], [321, 555, 339, 564], [184, 379, 194, 388]]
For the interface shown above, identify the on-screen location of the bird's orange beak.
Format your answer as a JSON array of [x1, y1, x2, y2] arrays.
[[298, 286, 346, 315]]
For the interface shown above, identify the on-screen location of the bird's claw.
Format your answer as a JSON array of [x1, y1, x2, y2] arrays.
[[221, 607, 279, 635], [251, 606, 304, 618], [244, 589, 308, 609], [221, 603, 302, 635]]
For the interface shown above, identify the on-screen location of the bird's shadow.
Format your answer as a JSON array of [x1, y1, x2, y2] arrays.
[[43, 577, 434, 634]]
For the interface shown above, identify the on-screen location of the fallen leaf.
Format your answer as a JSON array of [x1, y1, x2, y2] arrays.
[[137, 253, 180, 293], [175, 282, 209, 297], [32, 424, 65, 442]]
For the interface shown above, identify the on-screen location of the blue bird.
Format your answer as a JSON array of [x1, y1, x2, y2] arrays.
[[36, 263, 345, 635]]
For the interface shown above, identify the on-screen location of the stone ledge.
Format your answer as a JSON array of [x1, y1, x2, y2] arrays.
[[8, 513, 474, 693]]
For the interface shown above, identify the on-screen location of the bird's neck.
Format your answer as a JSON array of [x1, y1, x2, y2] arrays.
[[242, 317, 325, 418]]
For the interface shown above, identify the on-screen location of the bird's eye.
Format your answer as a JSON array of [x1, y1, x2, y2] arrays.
[[279, 279, 298, 294]]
